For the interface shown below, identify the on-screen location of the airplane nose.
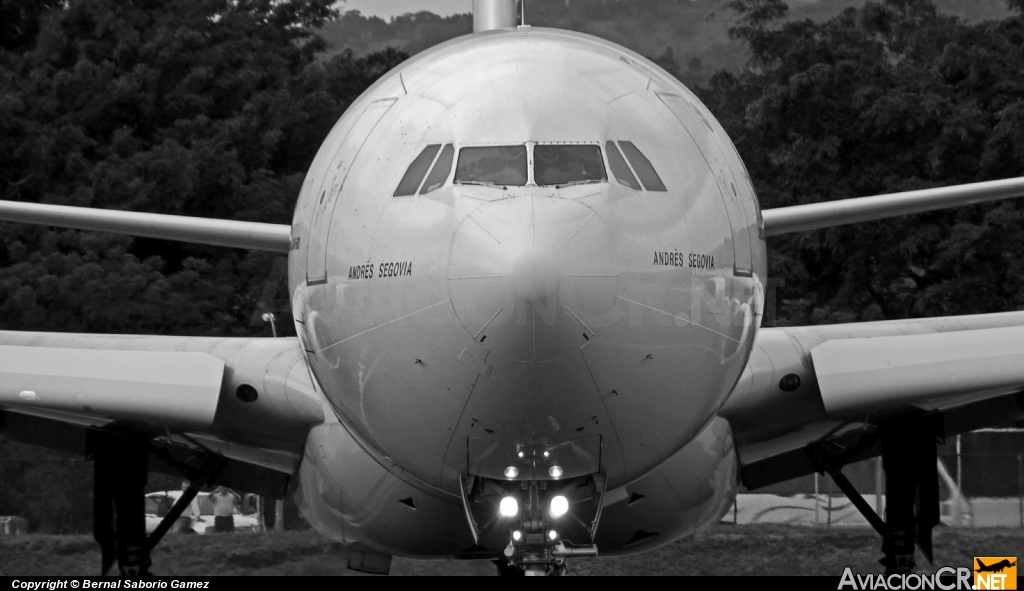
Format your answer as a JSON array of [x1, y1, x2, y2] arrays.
[[448, 195, 621, 362]]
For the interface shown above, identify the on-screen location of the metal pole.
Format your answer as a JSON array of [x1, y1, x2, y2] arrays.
[[814, 472, 820, 526], [875, 456, 883, 516], [264, 310, 283, 532], [262, 312, 278, 338], [827, 476, 833, 528], [1018, 453, 1023, 529], [956, 435, 962, 495], [954, 434, 962, 524], [733, 498, 738, 524]]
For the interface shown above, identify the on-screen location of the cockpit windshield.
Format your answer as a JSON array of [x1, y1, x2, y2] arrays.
[[454, 145, 528, 187], [534, 145, 607, 186]]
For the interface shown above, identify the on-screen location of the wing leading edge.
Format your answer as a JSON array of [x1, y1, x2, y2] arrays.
[[4, 176, 1023, 250], [0, 199, 292, 252], [762, 176, 1024, 236]]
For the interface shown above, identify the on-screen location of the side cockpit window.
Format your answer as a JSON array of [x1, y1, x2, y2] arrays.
[[420, 143, 454, 194], [606, 141, 667, 192], [455, 145, 528, 187], [534, 145, 607, 186], [394, 143, 455, 196], [618, 141, 667, 192], [606, 141, 641, 191], [394, 144, 440, 196]]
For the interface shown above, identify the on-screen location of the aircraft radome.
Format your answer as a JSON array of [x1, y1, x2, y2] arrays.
[[2, 0, 1024, 577]]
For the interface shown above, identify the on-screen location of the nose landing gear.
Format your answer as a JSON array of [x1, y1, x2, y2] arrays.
[[499, 536, 599, 576], [461, 474, 603, 576]]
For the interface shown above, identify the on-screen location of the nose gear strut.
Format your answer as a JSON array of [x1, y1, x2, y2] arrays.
[[461, 474, 603, 576], [499, 480, 598, 576]]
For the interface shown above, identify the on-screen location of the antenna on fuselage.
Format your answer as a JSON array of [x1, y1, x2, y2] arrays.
[[473, 0, 518, 32]]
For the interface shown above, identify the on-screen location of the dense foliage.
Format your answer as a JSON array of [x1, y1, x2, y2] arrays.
[[702, 0, 1024, 324], [320, 0, 1012, 87], [0, 0, 405, 337]]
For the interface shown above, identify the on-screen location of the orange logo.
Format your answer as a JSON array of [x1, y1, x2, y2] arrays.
[[974, 557, 1017, 590]]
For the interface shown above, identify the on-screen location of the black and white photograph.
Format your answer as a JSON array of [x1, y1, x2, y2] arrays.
[[0, 0, 1022, 579]]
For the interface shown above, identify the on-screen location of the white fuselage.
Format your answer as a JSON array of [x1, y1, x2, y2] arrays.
[[287, 27, 766, 557]]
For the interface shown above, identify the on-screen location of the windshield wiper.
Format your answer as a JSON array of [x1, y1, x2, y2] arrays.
[[555, 179, 606, 189], [455, 181, 506, 189]]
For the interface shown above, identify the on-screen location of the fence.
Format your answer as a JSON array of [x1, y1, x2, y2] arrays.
[[729, 429, 1024, 528], [1, 430, 1022, 535]]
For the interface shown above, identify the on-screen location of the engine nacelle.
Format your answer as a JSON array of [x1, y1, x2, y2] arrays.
[[292, 420, 476, 558], [595, 417, 738, 555]]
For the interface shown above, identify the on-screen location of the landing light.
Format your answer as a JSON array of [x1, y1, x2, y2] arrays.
[[499, 496, 519, 518], [504, 466, 518, 478], [548, 530, 559, 541], [512, 530, 523, 541], [548, 465, 563, 478], [549, 495, 569, 518]]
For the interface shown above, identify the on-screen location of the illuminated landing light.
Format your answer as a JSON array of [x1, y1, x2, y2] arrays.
[[548, 530, 559, 541], [548, 465, 563, 478], [550, 495, 569, 518], [504, 466, 519, 478], [543, 451, 550, 458], [512, 530, 523, 542], [518, 451, 524, 458], [499, 496, 519, 518]]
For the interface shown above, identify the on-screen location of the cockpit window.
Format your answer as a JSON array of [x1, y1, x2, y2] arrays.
[[394, 144, 440, 196], [421, 144, 454, 194], [618, 141, 667, 192], [455, 145, 528, 187], [534, 145, 607, 186], [605, 141, 641, 191]]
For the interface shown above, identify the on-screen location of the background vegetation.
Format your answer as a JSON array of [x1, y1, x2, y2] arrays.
[[320, 0, 1014, 87], [711, 0, 1024, 324], [0, 0, 406, 338], [2, 0, 1024, 531]]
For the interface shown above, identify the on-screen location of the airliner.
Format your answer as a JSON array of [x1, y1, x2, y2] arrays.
[[2, 0, 1024, 576]]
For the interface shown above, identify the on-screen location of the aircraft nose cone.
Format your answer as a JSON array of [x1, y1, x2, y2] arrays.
[[512, 246, 555, 304], [448, 195, 621, 362]]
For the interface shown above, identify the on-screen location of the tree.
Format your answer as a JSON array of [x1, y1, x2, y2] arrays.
[[0, 0, 406, 337], [700, 0, 1024, 325], [0, 0, 64, 53]]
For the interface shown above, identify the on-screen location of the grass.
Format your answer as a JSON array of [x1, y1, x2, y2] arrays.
[[0, 525, 1020, 576]]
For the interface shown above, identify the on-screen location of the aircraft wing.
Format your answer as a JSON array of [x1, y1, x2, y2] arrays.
[[4, 176, 1024, 248], [722, 312, 1024, 489], [0, 332, 324, 497], [0, 199, 292, 252], [762, 177, 1024, 236], [4, 176, 1024, 494]]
